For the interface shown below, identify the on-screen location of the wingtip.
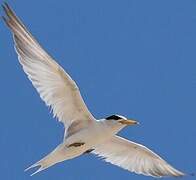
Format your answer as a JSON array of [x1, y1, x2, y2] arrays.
[[2, 2, 15, 19], [2, 2, 10, 10], [1, 2, 10, 18], [3, 1, 9, 6], [173, 171, 186, 178], [1, 15, 10, 28], [1, 3, 7, 12], [1, 15, 6, 22]]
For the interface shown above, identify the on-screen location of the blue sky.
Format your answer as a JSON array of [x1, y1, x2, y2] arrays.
[[0, 0, 195, 179]]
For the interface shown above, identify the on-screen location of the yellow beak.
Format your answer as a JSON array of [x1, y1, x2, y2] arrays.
[[119, 119, 139, 125]]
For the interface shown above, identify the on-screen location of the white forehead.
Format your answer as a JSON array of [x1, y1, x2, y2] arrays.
[[116, 115, 127, 119]]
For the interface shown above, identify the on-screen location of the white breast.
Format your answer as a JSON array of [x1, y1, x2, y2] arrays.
[[64, 120, 124, 150]]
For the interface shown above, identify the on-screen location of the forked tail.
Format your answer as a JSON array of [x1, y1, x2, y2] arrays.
[[25, 144, 66, 176]]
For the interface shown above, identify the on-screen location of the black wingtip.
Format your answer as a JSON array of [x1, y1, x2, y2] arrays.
[[2, 2, 14, 17], [1, 3, 6, 12], [3, 2, 12, 12], [2, 1, 8, 9], [3, 1, 9, 8], [1, 15, 6, 22], [3, 1, 8, 5], [1, 2, 13, 25], [1, 15, 10, 27], [1, 3, 9, 25], [2, 2, 9, 17]]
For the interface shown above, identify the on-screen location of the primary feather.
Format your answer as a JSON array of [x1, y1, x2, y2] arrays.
[[2, 3, 95, 133], [93, 135, 184, 177]]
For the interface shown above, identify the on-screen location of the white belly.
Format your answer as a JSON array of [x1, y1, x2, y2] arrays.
[[38, 120, 124, 168], [62, 120, 123, 158]]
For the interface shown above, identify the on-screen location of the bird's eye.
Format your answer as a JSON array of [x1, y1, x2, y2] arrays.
[[106, 115, 121, 120]]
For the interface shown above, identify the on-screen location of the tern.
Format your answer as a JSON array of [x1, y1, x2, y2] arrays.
[[2, 3, 184, 177]]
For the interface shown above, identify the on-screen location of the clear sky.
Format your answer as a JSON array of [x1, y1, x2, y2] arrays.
[[0, 0, 195, 180]]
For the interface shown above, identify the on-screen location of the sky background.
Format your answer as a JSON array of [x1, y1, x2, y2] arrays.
[[0, 0, 196, 180]]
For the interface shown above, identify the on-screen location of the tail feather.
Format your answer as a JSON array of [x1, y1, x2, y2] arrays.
[[25, 156, 54, 176], [30, 168, 42, 176], [25, 159, 50, 176], [25, 144, 66, 175], [24, 163, 37, 172]]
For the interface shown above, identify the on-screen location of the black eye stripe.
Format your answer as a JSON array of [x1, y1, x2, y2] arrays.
[[106, 115, 121, 120]]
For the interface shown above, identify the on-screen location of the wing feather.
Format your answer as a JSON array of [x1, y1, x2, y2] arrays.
[[2, 3, 95, 129], [93, 135, 184, 177]]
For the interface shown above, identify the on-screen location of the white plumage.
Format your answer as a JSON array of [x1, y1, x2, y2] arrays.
[[93, 136, 183, 177], [2, 3, 184, 177]]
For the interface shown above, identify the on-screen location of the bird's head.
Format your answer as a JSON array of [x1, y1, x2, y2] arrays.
[[105, 115, 139, 126]]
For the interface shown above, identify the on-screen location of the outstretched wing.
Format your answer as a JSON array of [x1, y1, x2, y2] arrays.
[[93, 135, 184, 177], [2, 3, 95, 130]]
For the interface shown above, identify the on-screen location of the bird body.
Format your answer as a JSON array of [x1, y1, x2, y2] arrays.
[[2, 3, 185, 178], [63, 119, 122, 151], [26, 119, 126, 175]]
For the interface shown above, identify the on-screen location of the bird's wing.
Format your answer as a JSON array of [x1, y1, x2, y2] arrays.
[[93, 135, 184, 177], [2, 3, 95, 130]]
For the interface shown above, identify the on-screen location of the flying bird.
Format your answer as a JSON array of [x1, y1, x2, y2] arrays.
[[2, 3, 184, 177]]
